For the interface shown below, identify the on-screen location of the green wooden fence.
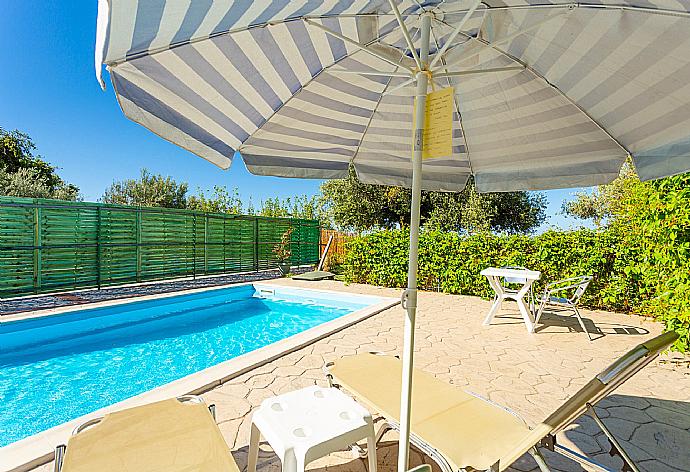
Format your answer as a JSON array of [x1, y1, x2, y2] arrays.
[[0, 197, 320, 297]]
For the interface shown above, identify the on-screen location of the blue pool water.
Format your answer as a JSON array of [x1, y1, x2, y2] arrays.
[[0, 284, 376, 447]]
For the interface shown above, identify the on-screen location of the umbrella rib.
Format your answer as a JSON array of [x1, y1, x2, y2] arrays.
[[434, 9, 572, 73], [439, 2, 690, 18], [106, 12, 409, 67], [429, 1, 489, 67], [578, 3, 690, 18], [350, 26, 423, 165], [480, 2, 690, 18], [387, 0, 423, 70], [440, 3, 574, 15], [330, 70, 412, 78], [383, 77, 416, 96], [349, 58, 404, 167], [382, 65, 524, 96], [433, 17, 632, 157], [304, 19, 415, 74], [429, 2, 690, 76], [428, 0, 482, 70], [435, 66, 525, 78]]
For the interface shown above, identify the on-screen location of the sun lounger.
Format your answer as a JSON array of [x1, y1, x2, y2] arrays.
[[292, 234, 336, 281], [292, 270, 335, 281], [326, 331, 678, 472], [54, 396, 239, 472]]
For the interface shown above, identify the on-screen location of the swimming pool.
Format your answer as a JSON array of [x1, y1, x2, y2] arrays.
[[0, 283, 386, 448]]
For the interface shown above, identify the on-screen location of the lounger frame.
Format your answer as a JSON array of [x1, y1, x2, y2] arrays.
[[544, 403, 639, 472], [326, 332, 676, 472]]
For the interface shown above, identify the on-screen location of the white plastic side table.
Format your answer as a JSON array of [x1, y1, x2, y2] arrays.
[[481, 267, 541, 333], [248, 386, 377, 472]]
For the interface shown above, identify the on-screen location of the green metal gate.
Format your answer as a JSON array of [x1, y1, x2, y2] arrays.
[[0, 197, 320, 297]]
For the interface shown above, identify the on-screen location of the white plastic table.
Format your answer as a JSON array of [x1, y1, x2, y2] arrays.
[[481, 267, 541, 333], [248, 386, 377, 472]]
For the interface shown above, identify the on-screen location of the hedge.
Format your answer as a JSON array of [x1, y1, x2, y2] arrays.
[[343, 228, 689, 351]]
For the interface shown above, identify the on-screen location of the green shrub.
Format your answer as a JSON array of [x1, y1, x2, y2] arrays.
[[608, 174, 690, 351], [344, 229, 618, 304], [343, 226, 688, 351]]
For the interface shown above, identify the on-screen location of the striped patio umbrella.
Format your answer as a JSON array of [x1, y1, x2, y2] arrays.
[[96, 1, 690, 470]]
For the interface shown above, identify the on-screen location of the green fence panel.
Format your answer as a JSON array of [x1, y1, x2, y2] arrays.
[[0, 202, 34, 294], [99, 207, 138, 286], [0, 197, 320, 298]]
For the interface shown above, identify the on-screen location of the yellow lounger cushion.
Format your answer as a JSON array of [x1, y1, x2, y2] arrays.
[[61, 398, 239, 472], [330, 353, 548, 471]]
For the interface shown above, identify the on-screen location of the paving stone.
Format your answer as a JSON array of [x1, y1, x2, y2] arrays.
[[217, 382, 251, 399], [29, 464, 52, 472], [558, 429, 603, 454], [242, 373, 276, 389], [590, 451, 629, 471], [272, 365, 307, 377], [600, 417, 640, 441], [606, 406, 654, 424], [217, 417, 244, 448], [538, 448, 589, 472], [607, 394, 651, 410], [631, 423, 690, 469], [648, 393, 690, 409], [566, 413, 602, 437], [637, 458, 688, 472], [507, 454, 542, 472], [246, 387, 280, 405], [422, 362, 450, 374], [202, 390, 252, 422], [312, 343, 338, 355], [645, 405, 690, 430], [265, 376, 299, 395]]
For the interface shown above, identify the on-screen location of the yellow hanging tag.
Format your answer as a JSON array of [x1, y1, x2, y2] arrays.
[[413, 86, 454, 160]]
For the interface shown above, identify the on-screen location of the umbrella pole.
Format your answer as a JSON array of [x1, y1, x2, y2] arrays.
[[398, 12, 431, 472]]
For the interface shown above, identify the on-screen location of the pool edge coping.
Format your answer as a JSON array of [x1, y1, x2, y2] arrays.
[[1, 278, 272, 324], [0, 282, 399, 472]]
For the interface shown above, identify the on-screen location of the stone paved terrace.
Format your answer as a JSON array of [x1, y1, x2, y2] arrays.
[[32, 279, 690, 472]]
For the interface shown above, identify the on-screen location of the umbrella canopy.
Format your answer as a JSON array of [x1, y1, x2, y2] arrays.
[[97, 0, 690, 192], [97, 1, 690, 471]]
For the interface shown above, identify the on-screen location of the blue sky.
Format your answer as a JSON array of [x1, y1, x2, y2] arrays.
[[0, 1, 587, 231]]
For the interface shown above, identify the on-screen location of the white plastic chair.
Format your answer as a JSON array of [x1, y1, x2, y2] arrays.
[[534, 276, 594, 340]]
